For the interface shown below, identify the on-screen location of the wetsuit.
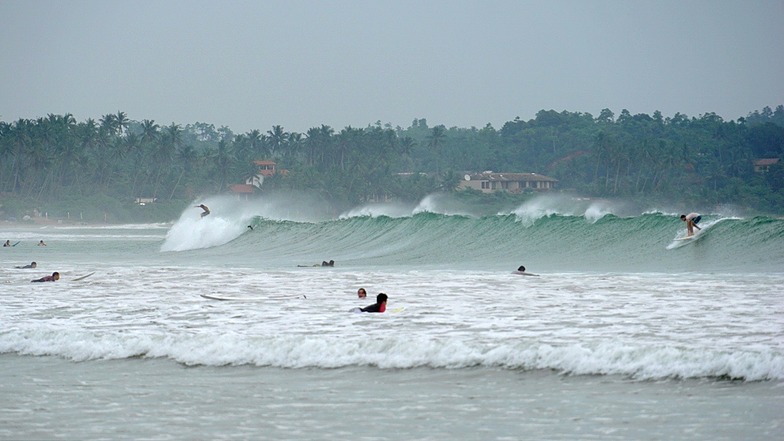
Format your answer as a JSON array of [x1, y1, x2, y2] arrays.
[[32, 275, 56, 282], [361, 302, 386, 313]]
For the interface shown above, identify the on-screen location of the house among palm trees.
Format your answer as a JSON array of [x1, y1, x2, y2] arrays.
[[229, 160, 289, 198], [753, 158, 780, 173], [229, 184, 255, 200], [254, 160, 279, 177], [458, 171, 558, 193]]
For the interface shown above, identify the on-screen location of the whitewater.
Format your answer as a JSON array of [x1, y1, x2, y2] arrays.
[[1, 193, 782, 440]]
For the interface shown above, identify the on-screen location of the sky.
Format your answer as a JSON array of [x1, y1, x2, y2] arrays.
[[1, 0, 783, 134]]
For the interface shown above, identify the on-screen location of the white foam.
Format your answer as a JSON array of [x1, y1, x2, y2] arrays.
[[1, 267, 782, 381]]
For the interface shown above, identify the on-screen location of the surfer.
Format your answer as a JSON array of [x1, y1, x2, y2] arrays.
[[360, 293, 388, 313], [680, 213, 702, 236], [32, 271, 59, 282], [357, 288, 367, 299], [196, 204, 210, 218], [38, 240, 47, 246], [3, 240, 10, 247], [513, 265, 539, 276], [16, 261, 37, 269], [297, 260, 335, 267], [247, 225, 254, 230]]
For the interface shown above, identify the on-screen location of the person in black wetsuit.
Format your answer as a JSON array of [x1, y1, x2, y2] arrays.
[[360, 293, 388, 313], [16, 261, 37, 269], [32, 271, 59, 282]]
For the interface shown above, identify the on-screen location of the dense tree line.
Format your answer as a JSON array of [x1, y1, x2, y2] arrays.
[[1, 105, 783, 221]]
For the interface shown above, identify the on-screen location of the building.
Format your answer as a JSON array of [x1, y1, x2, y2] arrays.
[[253, 160, 285, 177], [753, 158, 780, 173], [229, 184, 255, 200], [229, 160, 289, 198], [458, 171, 558, 193]]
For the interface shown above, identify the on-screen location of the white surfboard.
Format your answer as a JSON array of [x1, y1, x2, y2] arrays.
[[512, 270, 540, 276], [200, 293, 264, 301], [73, 272, 95, 281]]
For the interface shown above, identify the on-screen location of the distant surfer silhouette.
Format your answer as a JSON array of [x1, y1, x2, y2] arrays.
[[297, 259, 335, 268], [196, 204, 210, 218], [512, 265, 539, 276]]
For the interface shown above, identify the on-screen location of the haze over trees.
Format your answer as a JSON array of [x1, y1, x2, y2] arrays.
[[1, 105, 783, 221]]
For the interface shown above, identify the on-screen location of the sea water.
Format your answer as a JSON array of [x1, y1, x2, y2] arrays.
[[1, 195, 783, 440]]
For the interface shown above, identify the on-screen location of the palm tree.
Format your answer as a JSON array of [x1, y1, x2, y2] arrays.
[[169, 144, 197, 199], [152, 123, 182, 197], [211, 139, 234, 192], [266, 125, 287, 158], [115, 111, 129, 137], [399, 136, 416, 171], [7, 119, 33, 193], [246, 129, 267, 159], [428, 125, 447, 174]]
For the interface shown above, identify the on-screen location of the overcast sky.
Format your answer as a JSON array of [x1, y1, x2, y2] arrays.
[[1, 0, 782, 133]]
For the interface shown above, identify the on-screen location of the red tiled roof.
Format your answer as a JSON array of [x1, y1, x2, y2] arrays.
[[754, 158, 780, 166], [230, 184, 255, 193]]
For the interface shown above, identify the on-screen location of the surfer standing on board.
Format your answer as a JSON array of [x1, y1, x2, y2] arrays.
[[680, 213, 702, 236], [196, 204, 210, 218]]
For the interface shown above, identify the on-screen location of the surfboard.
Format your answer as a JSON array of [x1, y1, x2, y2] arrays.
[[73, 272, 95, 281], [512, 271, 539, 276], [349, 306, 405, 313], [675, 234, 698, 241], [11, 241, 20, 247], [200, 293, 264, 301]]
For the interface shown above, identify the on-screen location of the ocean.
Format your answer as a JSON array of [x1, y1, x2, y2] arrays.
[[1, 194, 783, 440]]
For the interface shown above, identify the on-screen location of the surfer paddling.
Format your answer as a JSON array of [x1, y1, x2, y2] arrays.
[[196, 204, 210, 218], [32, 271, 59, 283]]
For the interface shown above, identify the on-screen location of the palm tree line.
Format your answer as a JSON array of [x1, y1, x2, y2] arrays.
[[1, 105, 783, 219]]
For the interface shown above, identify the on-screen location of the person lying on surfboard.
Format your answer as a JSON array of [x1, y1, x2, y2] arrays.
[[680, 213, 702, 237], [32, 271, 59, 282], [15, 261, 37, 269], [297, 259, 335, 267], [353, 293, 387, 313]]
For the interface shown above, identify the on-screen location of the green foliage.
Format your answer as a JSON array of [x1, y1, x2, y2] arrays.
[[2, 105, 784, 223]]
